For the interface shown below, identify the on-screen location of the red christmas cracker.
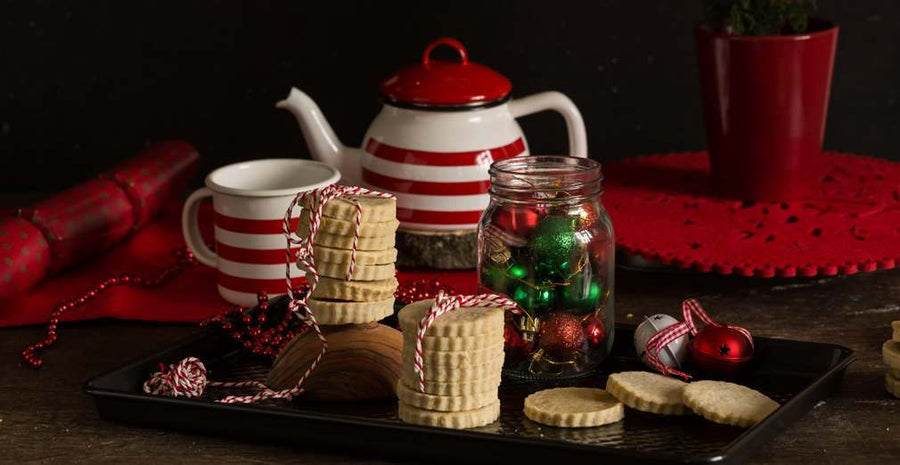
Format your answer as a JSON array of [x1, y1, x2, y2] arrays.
[[0, 218, 52, 296], [0, 141, 199, 298], [106, 140, 200, 227], [24, 179, 134, 271]]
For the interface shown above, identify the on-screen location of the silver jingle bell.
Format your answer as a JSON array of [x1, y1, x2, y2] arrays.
[[633, 313, 688, 370]]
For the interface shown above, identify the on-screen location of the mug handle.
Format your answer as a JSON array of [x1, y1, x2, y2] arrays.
[[181, 188, 217, 267], [509, 91, 588, 157]]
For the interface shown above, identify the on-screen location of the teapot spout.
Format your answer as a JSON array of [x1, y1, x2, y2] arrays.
[[276, 87, 360, 184]]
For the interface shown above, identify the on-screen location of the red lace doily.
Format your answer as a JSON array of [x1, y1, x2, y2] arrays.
[[603, 152, 900, 278]]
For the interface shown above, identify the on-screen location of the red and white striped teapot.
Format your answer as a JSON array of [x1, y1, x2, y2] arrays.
[[277, 37, 587, 231]]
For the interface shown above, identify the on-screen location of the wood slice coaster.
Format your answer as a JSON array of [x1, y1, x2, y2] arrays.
[[396, 229, 477, 269], [267, 322, 403, 401]]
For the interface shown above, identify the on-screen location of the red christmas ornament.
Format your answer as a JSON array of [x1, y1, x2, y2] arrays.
[[574, 203, 600, 231], [503, 318, 534, 357], [689, 325, 754, 377], [538, 313, 586, 360], [493, 205, 540, 237], [589, 235, 612, 267], [582, 313, 606, 347]]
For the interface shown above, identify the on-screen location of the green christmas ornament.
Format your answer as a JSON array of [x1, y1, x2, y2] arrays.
[[530, 216, 579, 278], [480, 265, 512, 295], [559, 273, 604, 312], [511, 283, 554, 314], [508, 263, 528, 280]]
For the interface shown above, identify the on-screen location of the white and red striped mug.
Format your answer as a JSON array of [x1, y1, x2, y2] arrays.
[[181, 159, 340, 306]]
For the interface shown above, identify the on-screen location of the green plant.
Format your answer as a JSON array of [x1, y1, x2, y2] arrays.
[[703, 0, 818, 35]]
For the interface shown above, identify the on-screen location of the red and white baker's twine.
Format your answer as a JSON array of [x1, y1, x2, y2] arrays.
[[145, 184, 394, 404], [644, 298, 753, 381], [142, 357, 295, 403], [412, 291, 522, 392]]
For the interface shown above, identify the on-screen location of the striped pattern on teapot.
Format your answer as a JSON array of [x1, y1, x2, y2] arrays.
[[361, 137, 527, 231]]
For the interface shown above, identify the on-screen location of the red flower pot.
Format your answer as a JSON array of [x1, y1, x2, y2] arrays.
[[695, 19, 839, 201]]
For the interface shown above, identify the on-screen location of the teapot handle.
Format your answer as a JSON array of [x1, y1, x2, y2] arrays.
[[509, 91, 588, 157]]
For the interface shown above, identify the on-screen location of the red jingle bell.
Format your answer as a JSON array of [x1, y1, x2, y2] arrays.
[[689, 325, 754, 377]]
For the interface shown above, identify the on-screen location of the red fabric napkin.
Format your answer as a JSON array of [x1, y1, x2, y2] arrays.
[[0, 201, 477, 327]]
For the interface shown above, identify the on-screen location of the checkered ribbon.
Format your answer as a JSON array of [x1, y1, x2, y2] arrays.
[[644, 298, 753, 381], [412, 291, 522, 392]]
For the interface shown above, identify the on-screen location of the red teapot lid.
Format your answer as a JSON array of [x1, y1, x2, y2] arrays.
[[380, 38, 512, 107]]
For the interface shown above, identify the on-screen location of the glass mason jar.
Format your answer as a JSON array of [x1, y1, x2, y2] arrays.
[[478, 156, 614, 380]]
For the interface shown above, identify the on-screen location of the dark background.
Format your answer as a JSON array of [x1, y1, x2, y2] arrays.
[[1, 0, 898, 194]]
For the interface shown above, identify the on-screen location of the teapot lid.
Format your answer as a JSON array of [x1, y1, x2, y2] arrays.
[[380, 38, 512, 107]]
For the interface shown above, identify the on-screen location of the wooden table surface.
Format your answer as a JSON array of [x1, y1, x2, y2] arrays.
[[2, 267, 899, 464]]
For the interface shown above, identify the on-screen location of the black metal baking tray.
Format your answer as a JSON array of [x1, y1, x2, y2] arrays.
[[84, 324, 853, 465]]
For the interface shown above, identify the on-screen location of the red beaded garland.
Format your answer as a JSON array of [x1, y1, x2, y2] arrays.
[[395, 279, 458, 305], [200, 289, 306, 358], [21, 248, 199, 369], [22, 263, 457, 369]]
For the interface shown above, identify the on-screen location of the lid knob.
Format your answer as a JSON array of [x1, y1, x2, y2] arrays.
[[422, 37, 469, 66]]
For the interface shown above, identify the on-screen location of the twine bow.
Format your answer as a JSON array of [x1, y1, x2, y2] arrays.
[[644, 298, 753, 381], [412, 291, 521, 392]]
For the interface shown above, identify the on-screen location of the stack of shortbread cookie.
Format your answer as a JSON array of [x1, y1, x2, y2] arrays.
[[883, 321, 900, 398], [396, 299, 505, 429], [300, 195, 399, 325]]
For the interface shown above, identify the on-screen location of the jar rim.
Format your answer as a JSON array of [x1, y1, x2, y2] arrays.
[[490, 155, 601, 178], [489, 156, 602, 198]]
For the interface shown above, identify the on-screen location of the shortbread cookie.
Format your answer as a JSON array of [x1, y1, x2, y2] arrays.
[[398, 400, 500, 429], [404, 332, 504, 352], [398, 299, 504, 337], [316, 261, 396, 281], [396, 381, 497, 412], [884, 340, 900, 369], [524, 387, 624, 428], [401, 358, 504, 383], [300, 210, 400, 238], [314, 246, 397, 266], [886, 372, 900, 399], [893, 321, 900, 342], [310, 276, 397, 302], [303, 230, 396, 251], [402, 344, 505, 368], [399, 376, 502, 396], [310, 195, 397, 223], [307, 297, 395, 325], [606, 371, 688, 415], [683, 380, 779, 428]]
